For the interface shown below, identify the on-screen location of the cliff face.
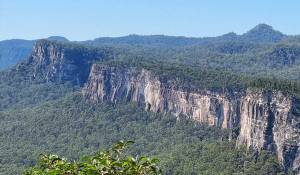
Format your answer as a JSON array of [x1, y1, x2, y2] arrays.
[[82, 64, 242, 128], [237, 91, 300, 171], [25, 40, 109, 86], [27, 42, 76, 83], [83, 64, 300, 172]]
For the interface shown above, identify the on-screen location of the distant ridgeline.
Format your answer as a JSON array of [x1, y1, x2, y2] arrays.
[[2, 38, 300, 174], [81, 24, 288, 46], [2, 39, 300, 95], [0, 39, 35, 70], [14, 38, 300, 97], [1, 39, 300, 111], [0, 39, 111, 111], [1, 23, 300, 75], [0, 36, 69, 70]]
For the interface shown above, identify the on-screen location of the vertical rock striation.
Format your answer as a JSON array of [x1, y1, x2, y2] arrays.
[[82, 64, 300, 172], [28, 42, 75, 84], [237, 91, 300, 171], [25, 39, 110, 86], [82, 64, 242, 128]]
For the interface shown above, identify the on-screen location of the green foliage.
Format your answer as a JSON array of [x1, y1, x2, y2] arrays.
[[0, 24, 297, 81], [0, 29, 297, 175], [3, 33, 300, 86], [243, 151, 283, 175], [97, 61, 300, 98], [0, 39, 113, 110], [249, 77, 300, 98], [82, 24, 286, 46], [2, 39, 300, 112], [241, 23, 287, 42], [23, 140, 161, 175], [281, 35, 300, 44], [105, 41, 300, 82], [78, 38, 300, 85], [158, 141, 284, 175], [0, 94, 284, 175], [0, 39, 35, 70], [0, 80, 80, 111]]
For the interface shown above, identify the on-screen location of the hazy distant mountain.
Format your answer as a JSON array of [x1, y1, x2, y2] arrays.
[[0, 24, 294, 70], [81, 23, 289, 46], [0, 39, 35, 70], [0, 36, 69, 70], [1, 39, 299, 174]]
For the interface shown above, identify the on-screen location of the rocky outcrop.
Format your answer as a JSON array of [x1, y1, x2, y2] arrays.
[[28, 42, 76, 83], [82, 64, 242, 128], [236, 91, 300, 171], [82, 64, 300, 172], [25, 40, 110, 86]]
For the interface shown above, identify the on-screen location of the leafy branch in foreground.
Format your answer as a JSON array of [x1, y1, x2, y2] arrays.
[[23, 140, 161, 175]]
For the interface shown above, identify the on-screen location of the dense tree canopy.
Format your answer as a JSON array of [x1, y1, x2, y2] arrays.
[[0, 25, 299, 174], [0, 94, 286, 174]]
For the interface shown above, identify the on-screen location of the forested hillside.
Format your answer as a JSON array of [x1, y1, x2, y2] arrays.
[[2, 37, 300, 83], [0, 39, 35, 70], [0, 37, 69, 71], [1, 29, 300, 174], [0, 24, 294, 71], [81, 24, 287, 46], [0, 39, 112, 111], [96, 60, 300, 98], [0, 94, 284, 175]]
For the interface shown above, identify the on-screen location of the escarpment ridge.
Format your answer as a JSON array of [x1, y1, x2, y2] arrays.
[[82, 63, 300, 172], [22, 39, 113, 86], [7, 39, 300, 172]]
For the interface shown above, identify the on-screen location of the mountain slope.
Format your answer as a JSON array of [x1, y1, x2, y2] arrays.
[[1, 38, 300, 174], [0, 24, 292, 71], [0, 39, 35, 70], [282, 35, 300, 44], [82, 61, 300, 172], [241, 23, 288, 42], [0, 93, 283, 175], [0, 40, 114, 111], [0, 36, 69, 71], [81, 24, 288, 46]]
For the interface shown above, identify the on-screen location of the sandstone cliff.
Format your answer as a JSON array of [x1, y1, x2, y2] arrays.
[[237, 91, 300, 171], [25, 40, 110, 86], [82, 64, 300, 172], [27, 40, 300, 172]]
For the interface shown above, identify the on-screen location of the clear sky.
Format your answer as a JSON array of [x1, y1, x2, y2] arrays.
[[0, 0, 299, 41]]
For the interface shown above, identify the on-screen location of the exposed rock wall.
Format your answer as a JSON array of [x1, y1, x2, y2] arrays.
[[82, 64, 242, 128], [82, 64, 300, 172], [26, 40, 109, 86], [27, 42, 79, 84], [237, 91, 300, 171], [19, 39, 300, 172]]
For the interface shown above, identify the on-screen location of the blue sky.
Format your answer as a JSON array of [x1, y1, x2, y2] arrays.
[[0, 0, 299, 41]]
